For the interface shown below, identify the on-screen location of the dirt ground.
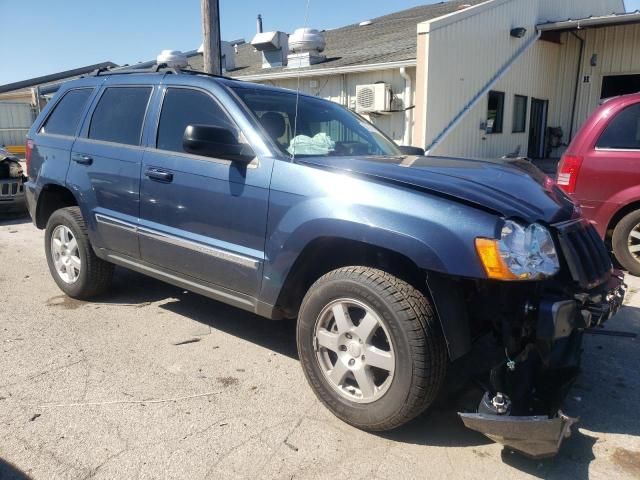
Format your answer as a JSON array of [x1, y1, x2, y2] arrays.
[[1, 212, 639, 479]]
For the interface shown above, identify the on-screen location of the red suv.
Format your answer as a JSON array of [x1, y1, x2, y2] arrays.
[[558, 93, 640, 275]]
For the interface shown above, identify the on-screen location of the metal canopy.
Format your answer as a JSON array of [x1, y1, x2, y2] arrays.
[[537, 11, 640, 32]]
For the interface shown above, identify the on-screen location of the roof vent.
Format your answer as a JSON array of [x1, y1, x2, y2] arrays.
[[251, 31, 288, 68], [287, 28, 326, 68], [196, 43, 236, 71], [359, 20, 373, 26], [156, 50, 188, 68], [457, 4, 472, 10]]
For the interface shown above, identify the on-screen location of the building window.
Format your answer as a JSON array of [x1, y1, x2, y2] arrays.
[[513, 95, 528, 133], [487, 91, 505, 134]]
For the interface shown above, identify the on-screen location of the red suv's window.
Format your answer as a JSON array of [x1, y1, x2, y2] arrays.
[[596, 103, 640, 150]]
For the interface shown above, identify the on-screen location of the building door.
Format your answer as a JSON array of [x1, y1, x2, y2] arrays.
[[601, 74, 640, 99], [528, 98, 548, 159]]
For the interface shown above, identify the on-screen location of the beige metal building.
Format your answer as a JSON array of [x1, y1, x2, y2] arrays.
[[1, 0, 638, 164]]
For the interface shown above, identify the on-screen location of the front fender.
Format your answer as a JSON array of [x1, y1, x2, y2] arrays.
[[260, 161, 499, 306]]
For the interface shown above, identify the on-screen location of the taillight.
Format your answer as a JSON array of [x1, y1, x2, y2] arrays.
[[556, 155, 583, 194], [25, 139, 34, 177]]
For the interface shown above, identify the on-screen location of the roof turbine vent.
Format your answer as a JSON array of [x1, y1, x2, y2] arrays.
[[156, 50, 188, 69], [287, 28, 326, 68]]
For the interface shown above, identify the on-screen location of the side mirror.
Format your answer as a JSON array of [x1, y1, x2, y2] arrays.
[[398, 145, 425, 156], [183, 125, 255, 163]]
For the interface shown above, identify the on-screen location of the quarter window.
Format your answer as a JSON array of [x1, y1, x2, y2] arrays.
[[156, 88, 235, 153], [487, 91, 505, 134], [596, 103, 640, 150], [89, 87, 151, 146], [512, 95, 528, 133], [40, 88, 93, 136]]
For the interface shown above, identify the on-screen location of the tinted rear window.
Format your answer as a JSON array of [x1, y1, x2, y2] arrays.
[[40, 88, 93, 136], [596, 103, 640, 150], [89, 87, 151, 146]]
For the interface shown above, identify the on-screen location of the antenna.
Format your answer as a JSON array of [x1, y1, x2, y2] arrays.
[[291, 0, 312, 160]]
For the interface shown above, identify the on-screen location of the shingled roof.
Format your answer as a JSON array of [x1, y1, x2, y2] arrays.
[[189, 0, 486, 79]]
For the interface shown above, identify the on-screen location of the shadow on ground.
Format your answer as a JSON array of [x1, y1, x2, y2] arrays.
[[0, 458, 32, 480], [54, 267, 640, 478], [0, 211, 30, 227]]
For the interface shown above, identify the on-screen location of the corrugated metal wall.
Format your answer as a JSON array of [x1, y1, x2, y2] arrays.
[[418, 0, 627, 158], [0, 102, 34, 146], [257, 67, 416, 143], [573, 23, 640, 134]]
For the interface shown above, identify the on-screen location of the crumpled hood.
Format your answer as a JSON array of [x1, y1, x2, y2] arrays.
[[296, 155, 577, 224]]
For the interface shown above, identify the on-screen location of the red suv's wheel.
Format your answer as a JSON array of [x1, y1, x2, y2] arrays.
[[612, 209, 640, 276]]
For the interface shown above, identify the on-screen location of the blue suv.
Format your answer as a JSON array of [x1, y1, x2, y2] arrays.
[[25, 68, 625, 458]]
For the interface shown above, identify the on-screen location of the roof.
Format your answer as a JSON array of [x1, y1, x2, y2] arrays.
[[188, 0, 486, 80], [537, 11, 640, 32], [0, 61, 118, 94]]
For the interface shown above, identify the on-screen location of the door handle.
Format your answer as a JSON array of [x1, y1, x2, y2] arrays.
[[145, 168, 173, 182], [71, 154, 93, 165]]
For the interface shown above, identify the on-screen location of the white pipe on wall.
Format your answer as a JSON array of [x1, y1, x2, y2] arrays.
[[399, 67, 413, 146]]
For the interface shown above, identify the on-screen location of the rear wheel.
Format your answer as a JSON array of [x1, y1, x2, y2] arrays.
[[612, 209, 640, 276], [297, 266, 447, 431], [45, 207, 114, 298]]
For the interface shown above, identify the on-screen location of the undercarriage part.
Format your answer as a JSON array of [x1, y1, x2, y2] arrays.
[[459, 410, 577, 459], [478, 391, 512, 416]]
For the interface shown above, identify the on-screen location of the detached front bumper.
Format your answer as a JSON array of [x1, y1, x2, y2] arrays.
[[458, 272, 625, 458]]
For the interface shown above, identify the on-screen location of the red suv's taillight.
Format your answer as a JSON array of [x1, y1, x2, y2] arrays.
[[556, 155, 583, 194], [25, 139, 34, 177]]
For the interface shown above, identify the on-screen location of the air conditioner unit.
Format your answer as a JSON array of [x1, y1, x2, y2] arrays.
[[355, 83, 392, 113]]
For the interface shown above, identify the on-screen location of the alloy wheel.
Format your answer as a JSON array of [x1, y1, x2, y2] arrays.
[[313, 298, 395, 404], [51, 225, 81, 284]]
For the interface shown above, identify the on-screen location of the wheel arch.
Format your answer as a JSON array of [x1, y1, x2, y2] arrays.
[[272, 236, 471, 360], [606, 200, 640, 243], [35, 183, 79, 229]]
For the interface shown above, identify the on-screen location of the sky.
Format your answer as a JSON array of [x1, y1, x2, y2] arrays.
[[0, 0, 432, 85], [1, 0, 638, 86]]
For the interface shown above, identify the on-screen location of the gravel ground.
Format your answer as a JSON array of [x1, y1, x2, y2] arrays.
[[1, 213, 639, 480]]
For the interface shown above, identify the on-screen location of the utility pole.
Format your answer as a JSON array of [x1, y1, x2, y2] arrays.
[[201, 0, 222, 75]]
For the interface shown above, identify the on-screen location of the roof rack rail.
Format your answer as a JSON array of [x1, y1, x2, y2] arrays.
[[91, 63, 182, 77]]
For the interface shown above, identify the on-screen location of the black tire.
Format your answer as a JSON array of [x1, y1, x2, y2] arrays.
[[297, 266, 447, 431], [44, 207, 114, 298], [612, 209, 640, 276]]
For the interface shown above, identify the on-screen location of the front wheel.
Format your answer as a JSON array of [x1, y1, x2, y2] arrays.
[[297, 267, 447, 431]]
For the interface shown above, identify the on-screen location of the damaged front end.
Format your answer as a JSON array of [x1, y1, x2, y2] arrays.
[[0, 148, 27, 212], [457, 220, 626, 458]]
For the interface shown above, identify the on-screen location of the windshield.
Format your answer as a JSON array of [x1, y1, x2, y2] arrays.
[[231, 87, 401, 158]]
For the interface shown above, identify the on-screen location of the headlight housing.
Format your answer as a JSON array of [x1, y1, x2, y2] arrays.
[[475, 220, 560, 281]]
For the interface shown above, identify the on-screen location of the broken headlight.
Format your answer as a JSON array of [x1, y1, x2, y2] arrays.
[[476, 220, 560, 281]]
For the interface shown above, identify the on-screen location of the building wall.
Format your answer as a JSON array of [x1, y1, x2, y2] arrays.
[[572, 23, 640, 133], [0, 102, 35, 147], [256, 67, 416, 143], [415, 0, 625, 158]]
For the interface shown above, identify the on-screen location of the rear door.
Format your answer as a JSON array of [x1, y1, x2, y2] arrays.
[[67, 76, 157, 258], [582, 102, 640, 206], [30, 86, 97, 189], [138, 83, 272, 297]]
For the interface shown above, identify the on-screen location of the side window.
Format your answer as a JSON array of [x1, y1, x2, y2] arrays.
[[40, 88, 93, 136], [487, 91, 505, 134], [512, 95, 528, 133], [89, 87, 151, 146], [596, 103, 640, 150], [156, 88, 235, 153]]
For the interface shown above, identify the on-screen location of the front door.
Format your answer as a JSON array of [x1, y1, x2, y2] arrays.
[[528, 98, 548, 159], [138, 85, 272, 297]]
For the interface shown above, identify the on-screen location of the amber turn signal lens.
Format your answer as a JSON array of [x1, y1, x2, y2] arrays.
[[475, 238, 519, 281]]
